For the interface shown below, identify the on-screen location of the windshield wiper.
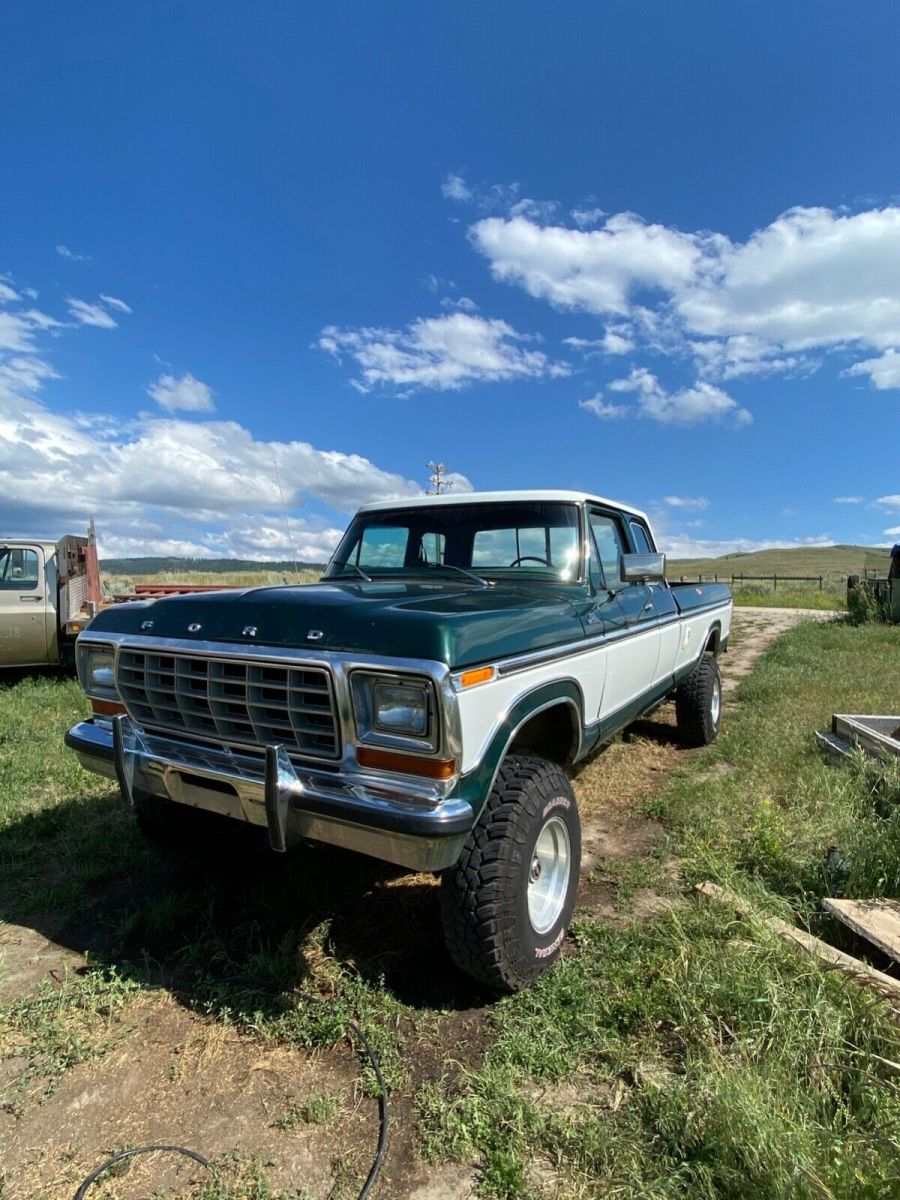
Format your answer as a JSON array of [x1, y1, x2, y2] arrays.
[[416, 561, 492, 588], [336, 561, 372, 582]]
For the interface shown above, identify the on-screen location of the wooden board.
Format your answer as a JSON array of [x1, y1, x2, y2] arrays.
[[823, 898, 900, 964], [696, 882, 900, 1002]]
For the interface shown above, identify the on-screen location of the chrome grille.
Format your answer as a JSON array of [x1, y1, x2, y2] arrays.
[[116, 649, 340, 760]]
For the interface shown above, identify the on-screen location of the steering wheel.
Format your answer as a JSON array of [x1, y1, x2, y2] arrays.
[[508, 555, 550, 567]]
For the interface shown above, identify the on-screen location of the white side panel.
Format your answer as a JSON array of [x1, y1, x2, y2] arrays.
[[456, 644, 608, 774], [455, 602, 732, 776], [597, 623, 659, 718]]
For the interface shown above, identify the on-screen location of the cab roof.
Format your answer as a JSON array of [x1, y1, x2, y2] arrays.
[[357, 489, 650, 522]]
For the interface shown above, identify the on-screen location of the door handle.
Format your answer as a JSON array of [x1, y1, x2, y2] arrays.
[[19, 594, 43, 602]]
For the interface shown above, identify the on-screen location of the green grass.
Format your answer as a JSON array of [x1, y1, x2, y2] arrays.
[[3, 625, 900, 1197], [731, 586, 846, 611], [668, 543, 890, 584], [417, 621, 900, 1198]]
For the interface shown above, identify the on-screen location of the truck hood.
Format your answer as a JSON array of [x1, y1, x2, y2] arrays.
[[87, 581, 587, 669]]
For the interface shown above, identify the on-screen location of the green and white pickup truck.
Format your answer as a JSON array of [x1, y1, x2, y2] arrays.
[[67, 491, 732, 990]]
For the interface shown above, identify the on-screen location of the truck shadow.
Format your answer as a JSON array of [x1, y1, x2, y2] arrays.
[[0, 790, 491, 1016]]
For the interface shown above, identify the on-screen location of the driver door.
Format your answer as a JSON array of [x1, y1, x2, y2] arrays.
[[0, 545, 53, 666], [585, 510, 659, 721]]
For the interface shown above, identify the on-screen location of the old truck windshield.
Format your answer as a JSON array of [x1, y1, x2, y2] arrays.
[[325, 502, 582, 583]]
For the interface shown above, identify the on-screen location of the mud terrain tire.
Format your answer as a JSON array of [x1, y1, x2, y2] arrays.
[[440, 754, 581, 992]]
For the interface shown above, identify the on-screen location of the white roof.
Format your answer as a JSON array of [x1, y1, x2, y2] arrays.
[[357, 489, 649, 521]]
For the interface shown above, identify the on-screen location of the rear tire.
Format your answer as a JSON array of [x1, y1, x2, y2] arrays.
[[440, 754, 581, 992], [675, 653, 722, 747]]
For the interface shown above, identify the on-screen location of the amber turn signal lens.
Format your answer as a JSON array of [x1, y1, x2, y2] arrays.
[[459, 666, 495, 688], [356, 747, 456, 780], [91, 698, 126, 717]]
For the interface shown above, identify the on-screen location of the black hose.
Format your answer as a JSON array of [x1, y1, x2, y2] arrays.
[[72, 982, 389, 1200]]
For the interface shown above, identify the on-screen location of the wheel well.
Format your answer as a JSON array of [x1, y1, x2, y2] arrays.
[[507, 702, 579, 767], [704, 625, 721, 656]]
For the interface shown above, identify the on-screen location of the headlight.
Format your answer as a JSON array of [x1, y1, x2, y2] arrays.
[[351, 672, 437, 751], [76, 642, 118, 700], [373, 682, 429, 736]]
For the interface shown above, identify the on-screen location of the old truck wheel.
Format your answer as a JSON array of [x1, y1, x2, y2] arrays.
[[675, 653, 722, 747], [440, 754, 581, 992]]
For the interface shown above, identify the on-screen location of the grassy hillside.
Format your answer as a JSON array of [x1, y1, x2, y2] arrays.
[[668, 543, 890, 583]]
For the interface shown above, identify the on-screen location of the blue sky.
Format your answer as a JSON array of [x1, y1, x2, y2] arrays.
[[1, 1, 898, 561]]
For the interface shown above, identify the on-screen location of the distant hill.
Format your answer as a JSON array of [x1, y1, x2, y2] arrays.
[[100, 556, 327, 575], [667, 544, 891, 582]]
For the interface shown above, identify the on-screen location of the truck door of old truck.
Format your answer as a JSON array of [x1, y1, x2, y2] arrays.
[[0, 545, 54, 666]]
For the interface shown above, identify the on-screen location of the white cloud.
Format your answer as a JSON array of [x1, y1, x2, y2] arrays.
[[0, 278, 459, 559], [56, 244, 92, 262], [471, 213, 705, 316], [846, 349, 900, 390], [876, 495, 900, 508], [0, 281, 19, 304], [100, 293, 133, 314], [608, 368, 752, 426], [884, 525, 900, 537], [468, 201, 900, 390], [441, 172, 473, 203], [67, 297, 118, 328], [579, 393, 628, 420], [318, 312, 569, 392], [664, 495, 709, 510], [563, 325, 635, 356], [833, 495, 865, 504], [570, 206, 605, 229], [439, 295, 479, 312], [148, 371, 216, 413], [660, 532, 836, 560]]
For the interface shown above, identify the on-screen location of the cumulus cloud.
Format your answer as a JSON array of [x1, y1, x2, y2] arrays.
[[66, 297, 119, 328], [659, 532, 836, 560], [0, 278, 452, 560], [607, 368, 752, 426], [664, 496, 709, 510], [884, 525, 900, 537], [441, 172, 473, 202], [100, 293, 133, 314], [318, 312, 569, 392], [472, 213, 705, 316], [467, 201, 900, 391], [833, 495, 865, 504], [877, 495, 900, 508], [579, 393, 628, 420], [148, 371, 216, 413], [56, 244, 92, 262]]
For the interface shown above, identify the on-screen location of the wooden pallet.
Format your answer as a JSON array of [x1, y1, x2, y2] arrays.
[[824, 898, 900, 964]]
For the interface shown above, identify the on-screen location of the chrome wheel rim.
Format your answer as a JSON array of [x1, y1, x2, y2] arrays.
[[527, 815, 571, 935], [711, 677, 721, 726]]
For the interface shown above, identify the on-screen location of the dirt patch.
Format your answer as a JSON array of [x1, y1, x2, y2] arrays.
[[572, 608, 836, 919], [1, 990, 379, 1200], [0, 607, 827, 1199]]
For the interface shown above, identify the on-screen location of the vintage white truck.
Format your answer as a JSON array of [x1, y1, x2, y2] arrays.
[[0, 528, 102, 670], [66, 491, 733, 990]]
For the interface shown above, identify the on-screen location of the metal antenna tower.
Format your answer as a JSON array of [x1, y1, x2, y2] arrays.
[[426, 461, 453, 495]]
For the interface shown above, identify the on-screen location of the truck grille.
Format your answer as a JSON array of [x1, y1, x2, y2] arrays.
[[116, 649, 340, 760]]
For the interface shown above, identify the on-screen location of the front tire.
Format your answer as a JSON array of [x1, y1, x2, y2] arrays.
[[440, 754, 581, 992], [675, 653, 722, 747]]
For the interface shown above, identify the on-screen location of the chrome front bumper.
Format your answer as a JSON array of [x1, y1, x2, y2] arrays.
[[66, 717, 472, 872]]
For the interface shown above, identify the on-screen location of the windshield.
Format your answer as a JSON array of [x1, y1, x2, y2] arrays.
[[325, 502, 583, 584]]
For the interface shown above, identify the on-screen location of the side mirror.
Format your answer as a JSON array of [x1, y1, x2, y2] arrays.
[[621, 552, 667, 583]]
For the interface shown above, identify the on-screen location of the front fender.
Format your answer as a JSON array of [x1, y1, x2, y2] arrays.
[[449, 680, 583, 822]]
